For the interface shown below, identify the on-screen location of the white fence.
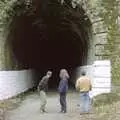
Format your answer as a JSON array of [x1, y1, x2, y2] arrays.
[[0, 70, 35, 100]]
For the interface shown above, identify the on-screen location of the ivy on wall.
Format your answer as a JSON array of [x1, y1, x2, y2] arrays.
[[0, 0, 16, 28], [0, 0, 25, 70], [0, 0, 26, 30], [97, 0, 120, 84]]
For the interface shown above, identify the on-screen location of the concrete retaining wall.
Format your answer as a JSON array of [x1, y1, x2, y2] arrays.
[[0, 70, 35, 100]]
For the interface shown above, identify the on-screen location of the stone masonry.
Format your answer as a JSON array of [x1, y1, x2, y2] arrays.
[[0, 0, 110, 70]]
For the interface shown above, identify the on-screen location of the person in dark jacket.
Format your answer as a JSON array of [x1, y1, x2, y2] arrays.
[[58, 69, 69, 113], [38, 71, 52, 113]]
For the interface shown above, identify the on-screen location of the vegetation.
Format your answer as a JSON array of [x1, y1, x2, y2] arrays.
[[97, 0, 120, 84], [0, 0, 20, 27], [93, 93, 120, 107]]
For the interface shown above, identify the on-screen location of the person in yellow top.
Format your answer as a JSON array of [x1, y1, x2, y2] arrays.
[[75, 71, 92, 114]]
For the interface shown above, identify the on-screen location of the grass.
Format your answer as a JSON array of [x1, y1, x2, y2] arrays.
[[91, 88, 120, 120], [93, 92, 120, 107]]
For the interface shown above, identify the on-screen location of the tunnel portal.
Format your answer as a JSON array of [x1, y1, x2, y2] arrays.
[[11, 0, 91, 88]]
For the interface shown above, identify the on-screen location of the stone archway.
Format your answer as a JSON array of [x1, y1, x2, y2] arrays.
[[0, 0, 108, 88], [0, 0, 108, 70]]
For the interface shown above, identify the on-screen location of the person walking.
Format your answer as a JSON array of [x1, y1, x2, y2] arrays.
[[58, 69, 69, 113], [37, 70, 52, 113], [75, 71, 92, 114]]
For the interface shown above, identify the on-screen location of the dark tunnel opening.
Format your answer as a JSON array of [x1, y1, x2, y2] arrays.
[[10, 0, 91, 89]]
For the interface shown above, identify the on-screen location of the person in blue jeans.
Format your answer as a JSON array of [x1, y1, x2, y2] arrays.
[[58, 69, 69, 113], [75, 71, 92, 114]]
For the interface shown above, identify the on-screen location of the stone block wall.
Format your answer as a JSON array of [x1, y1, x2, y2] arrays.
[[82, 0, 110, 61]]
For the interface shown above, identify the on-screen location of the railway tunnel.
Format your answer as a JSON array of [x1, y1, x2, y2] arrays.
[[9, 0, 92, 89]]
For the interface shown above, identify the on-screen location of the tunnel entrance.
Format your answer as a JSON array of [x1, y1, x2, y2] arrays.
[[10, 0, 92, 89]]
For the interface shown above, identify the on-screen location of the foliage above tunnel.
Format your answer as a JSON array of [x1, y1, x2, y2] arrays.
[[0, 0, 21, 27], [0, 0, 91, 41], [0, 0, 89, 25]]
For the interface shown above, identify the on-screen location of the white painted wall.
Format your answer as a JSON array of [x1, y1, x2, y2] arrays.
[[90, 60, 111, 98], [0, 70, 35, 100]]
